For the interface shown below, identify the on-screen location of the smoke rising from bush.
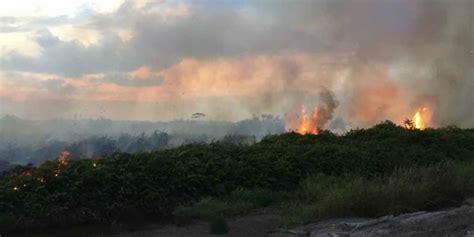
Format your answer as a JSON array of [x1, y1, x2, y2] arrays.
[[0, 0, 472, 129]]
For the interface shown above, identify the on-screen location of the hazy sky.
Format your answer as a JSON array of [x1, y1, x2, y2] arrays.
[[0, 0, 472, 128]]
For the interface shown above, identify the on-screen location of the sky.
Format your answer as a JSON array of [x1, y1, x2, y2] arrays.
[[0, 0, 472, 128]]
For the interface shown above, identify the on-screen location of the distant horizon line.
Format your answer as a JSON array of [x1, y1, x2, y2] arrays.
[[0, 113, 283, 123]]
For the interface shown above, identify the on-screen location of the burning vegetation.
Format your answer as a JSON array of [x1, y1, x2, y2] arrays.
[[286, 105, 320, 135], [53, 150, 71, 177], [1, 123, 474, 232], [285, 90, 338, 135], [405, 107, 431, 130], [287, 104, 433, 133], [285, 85, 434, 133]]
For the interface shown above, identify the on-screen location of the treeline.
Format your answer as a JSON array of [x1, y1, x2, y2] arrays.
[[1, 121, 473, 231], [0, 132, 256, 167], [0, 115, 283, 140], [0, 114, 282, 165]]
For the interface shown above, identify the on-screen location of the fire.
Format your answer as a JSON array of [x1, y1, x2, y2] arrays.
[[54, 150, 71, 177], [287, 105, 320, 135], [19, 170, 33, 176], [406, 107, 429, 130], [413, 110, 424, 129], [58, 150, 70, 166]]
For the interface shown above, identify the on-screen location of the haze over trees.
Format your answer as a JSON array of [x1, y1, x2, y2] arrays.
[[0, 114, 283, 166]]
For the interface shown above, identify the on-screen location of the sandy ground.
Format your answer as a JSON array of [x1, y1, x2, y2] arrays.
[[116, 204, 474, 237], [12, 203, 474, 236], [116, 210, 283, 237]]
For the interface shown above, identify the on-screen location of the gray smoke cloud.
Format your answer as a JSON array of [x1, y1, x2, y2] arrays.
[[0, 0, 472, 129], [309, 0, 474, 128], [317, 89, 339, 129]]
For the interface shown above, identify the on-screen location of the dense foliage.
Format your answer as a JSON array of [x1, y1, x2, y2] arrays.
[[1, 121, 474, 231]]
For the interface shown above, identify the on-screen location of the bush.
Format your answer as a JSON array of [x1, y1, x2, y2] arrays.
[[1, 123, 474, 231], [174, 188, 289, 220], [285, 163, 474, 226]]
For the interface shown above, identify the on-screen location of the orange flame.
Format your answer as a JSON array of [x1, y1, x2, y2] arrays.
[[406, 107, 429, 130], [54, 150, 71, 177], [58, 150, 70, 166], [287, 105, 320, 135]]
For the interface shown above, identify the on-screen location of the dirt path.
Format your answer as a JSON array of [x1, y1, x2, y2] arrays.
[[117, 205, 474, 237], [116, 212, 282, 237], [277, 205, 474, 237]]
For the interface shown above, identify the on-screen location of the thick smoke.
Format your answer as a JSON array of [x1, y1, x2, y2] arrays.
[[319, 0, 474, 128], [274, 0, 473, 129], [317, 89, 339, 129], [284, 88, 339, 133], [0, 0, 472, 129], [153, 0, 473, 129]]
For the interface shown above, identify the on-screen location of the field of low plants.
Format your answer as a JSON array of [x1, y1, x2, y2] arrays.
[[1, 121, 474, 232]]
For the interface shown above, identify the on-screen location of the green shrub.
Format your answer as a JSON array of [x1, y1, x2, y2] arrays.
[[285, 163, 474, 226], [174, 188, 289, 220], [1, 123, 474, 231]]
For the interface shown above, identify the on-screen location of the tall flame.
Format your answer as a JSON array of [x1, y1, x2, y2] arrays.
[[287, 105, 320, 135], [407, 107, 429, 130]]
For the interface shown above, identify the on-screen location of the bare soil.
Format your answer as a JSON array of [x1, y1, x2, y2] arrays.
[[117, 204, 474, 237]]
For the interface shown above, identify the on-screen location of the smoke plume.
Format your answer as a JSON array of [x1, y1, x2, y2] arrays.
[[0, 0, 472, 130]]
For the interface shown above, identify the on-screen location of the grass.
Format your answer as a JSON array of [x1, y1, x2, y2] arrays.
[[285, 162, 474, 226], [174, 161, 474, 227], [173, 188, 290, 220]]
